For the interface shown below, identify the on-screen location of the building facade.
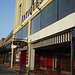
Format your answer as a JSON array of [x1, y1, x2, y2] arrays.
[[2, 31, 13, 66], [0, 38, 5, 63], [12, 0, 75, 75], [0, 38, 5, 47]]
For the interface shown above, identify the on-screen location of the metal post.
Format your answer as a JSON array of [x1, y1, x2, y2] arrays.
[[71, 28, 75, 75], [71, 29, 73, 75]]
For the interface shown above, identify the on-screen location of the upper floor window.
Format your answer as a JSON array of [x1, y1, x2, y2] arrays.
[[16, 0, 22, 23], [31, 13, 41, 34], [30, 0, 75, 35], [31, 0, 57, 34], [41, 0, 57, 29], [58, 0, 75, 19], [32, 0, 34, 4], [15, 23, 28, 39], [58, 0, 70, 19], [22, 23, 28, 39]]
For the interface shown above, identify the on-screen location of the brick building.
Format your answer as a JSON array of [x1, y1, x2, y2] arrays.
[[0, 38, 5, 63], [0, 38, 5, 47]]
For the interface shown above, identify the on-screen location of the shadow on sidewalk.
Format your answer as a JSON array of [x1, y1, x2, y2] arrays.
[[0, 64, 19, 75]]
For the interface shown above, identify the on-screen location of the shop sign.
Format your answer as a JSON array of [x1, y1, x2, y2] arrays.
[[13, 41, 27, 47], [16, 52, 21, 62]]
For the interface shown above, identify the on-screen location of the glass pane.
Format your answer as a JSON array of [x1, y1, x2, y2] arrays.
[[15, 33, 17, 39], [41, 0, 57, 29], [31, 13, 41, 34], [17, 28, 23, 39], [59, 0, 70, 19], [70, 0, 75, 13], [22, 23, 28, 39]]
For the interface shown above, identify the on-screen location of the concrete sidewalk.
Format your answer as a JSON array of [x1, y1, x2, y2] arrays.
[[0, 63, 19, 75]]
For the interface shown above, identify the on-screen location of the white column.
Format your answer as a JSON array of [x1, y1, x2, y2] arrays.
[[30, 44, 35, 70]]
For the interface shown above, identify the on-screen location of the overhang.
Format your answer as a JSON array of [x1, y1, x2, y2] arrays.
[[13, 41, 27, 47], [0, 47, 11, 53]]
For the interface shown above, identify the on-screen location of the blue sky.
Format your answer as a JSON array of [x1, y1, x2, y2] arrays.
[[0, 0, 16, 39]]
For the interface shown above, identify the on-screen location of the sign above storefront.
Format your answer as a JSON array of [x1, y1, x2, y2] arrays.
[[13, 41, 27, 47]]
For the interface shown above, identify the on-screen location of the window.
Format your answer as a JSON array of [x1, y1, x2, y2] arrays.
[[17, 3, 22, 23], [30, 0, 75, 35], [41, 0, 57, 29], [58, 0, 70, 19], [32, 0, 34, 4], [31, 13, 41, 34], [15, 23, 28, 39], [15, 33, 18, 39], [22, 23, 28, 39], [17, 28, 23, 39], [70, 0, 75, 13], [31, 0, 57, 34]]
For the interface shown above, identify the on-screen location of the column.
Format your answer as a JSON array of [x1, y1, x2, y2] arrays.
[[71, 28, 75, 75], [30, 44, 35, 70]]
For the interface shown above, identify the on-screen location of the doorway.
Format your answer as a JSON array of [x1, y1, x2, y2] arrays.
[[54, 52, 71, 72]]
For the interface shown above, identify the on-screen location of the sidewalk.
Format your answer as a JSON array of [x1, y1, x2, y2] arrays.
[[29, 69, 71, 75], [0, 63, 19, 75]]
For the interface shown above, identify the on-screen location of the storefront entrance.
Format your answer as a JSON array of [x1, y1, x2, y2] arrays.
[[35, 42, 71, 72], [14, 49, 26, 66], [54, 52, 71, 72]]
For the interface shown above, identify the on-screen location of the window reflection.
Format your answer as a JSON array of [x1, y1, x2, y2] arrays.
[[15, 23, 28, 39], [31, 13, 41, 34], [41, 0, 57, 29], [31, 0, 75, 34]]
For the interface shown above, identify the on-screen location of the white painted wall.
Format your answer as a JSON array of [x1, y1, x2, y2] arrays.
[[28, 12, 75, 43]]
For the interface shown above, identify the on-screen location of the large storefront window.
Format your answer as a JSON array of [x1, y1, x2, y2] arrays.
[[17, 28, 23, 39], [58, 0, 75, 19], [31, 0, 75, 35], [59, 0, 70, 19], [31, 13, 41, 34], [70, 0, 75, 12], [22, 23, 28, 39], [31, 0, 57, 34], [41, 0, 57, 29], [15, 23, 28, 39]]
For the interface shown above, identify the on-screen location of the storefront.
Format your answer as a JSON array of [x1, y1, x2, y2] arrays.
[[12, 40, 28, 71], [0, 48, 5, 63], [14, 49, 27, 66], [30, 29, 72, 74], [35, 42, 71, 72]]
